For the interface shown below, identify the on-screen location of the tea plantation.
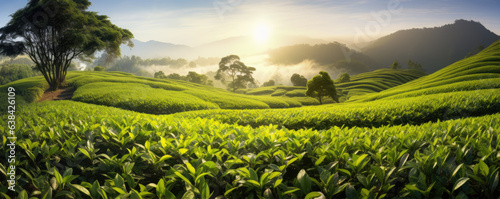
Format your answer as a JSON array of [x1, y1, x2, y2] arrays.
[[0, 40, 499, 198]]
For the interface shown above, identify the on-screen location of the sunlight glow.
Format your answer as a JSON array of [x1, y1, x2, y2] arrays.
[[253, 23, 271, 44]]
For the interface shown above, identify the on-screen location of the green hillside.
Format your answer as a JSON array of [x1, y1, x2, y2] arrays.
[[335, 69, 427, 100], [1, 41, 499, 199], [244, 69, 427, 103], [351, 39, 500, 102], [0, 71, 315, 114]]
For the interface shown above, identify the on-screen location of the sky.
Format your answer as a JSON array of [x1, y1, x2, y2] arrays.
[[0, 0, 499, 47]]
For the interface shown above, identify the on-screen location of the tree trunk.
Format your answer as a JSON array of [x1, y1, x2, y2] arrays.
[[318, 96, 322, 104]]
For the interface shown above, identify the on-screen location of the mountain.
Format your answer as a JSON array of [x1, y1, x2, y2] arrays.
[[196, 35, 327, 57], [267, 42, 379, 75], [362, 19, 500, 72], [120, 39, 195, 59], [120, 35, 327, 59]]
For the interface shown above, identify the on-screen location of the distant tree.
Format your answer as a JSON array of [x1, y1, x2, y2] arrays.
[[166, 73, 184, 80], [215, 55, 256, 92], [187, 71, 213, 86], [262, 80, 275, 87], [94, 66, 105, 71], [338, 73, 350, 83], [390, 61, 401, 70], [154, 71, 166, 78], [188, 61, 197, 68], [465, 45, 486, 58], [407, 60, 423, 71], [248, 82, 259, 88], [0, 0, 133, 90], [291, 73, 308, 86], [306, 71, 338, 104]]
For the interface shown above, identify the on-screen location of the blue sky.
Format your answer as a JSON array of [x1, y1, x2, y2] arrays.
[[1, 0, 499, 46]]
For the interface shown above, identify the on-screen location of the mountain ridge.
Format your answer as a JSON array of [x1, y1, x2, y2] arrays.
[[362, 19, 500, 72]]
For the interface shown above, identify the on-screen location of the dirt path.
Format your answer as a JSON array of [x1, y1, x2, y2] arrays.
[[37, 87, 76, 102]]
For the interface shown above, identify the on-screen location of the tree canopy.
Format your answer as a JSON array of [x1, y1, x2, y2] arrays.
[[338, 73, 351, 83], [0, 0, 133, 90], [215, 55, 256, 92], [390, 61, 401, 70], [94, 66, 105, 71], [262, 80, 275, 87], [290, 73, 307, 86], [306, 71, 338, 104]]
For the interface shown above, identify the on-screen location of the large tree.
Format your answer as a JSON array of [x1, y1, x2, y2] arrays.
[[306, 71, 338, 104], [0, 0, 133, 90], [215, 55, 256, 92]]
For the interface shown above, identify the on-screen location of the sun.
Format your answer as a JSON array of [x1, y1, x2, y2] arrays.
[[253, 23, 271, 44]]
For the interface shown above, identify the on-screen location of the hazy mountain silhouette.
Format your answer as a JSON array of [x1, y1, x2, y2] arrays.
[[362, 19, 500, 72], [120, 39, 195, 59], [196, 35, 327, 57], [121, 35, 327, 59], [267, 42, 379, 75]]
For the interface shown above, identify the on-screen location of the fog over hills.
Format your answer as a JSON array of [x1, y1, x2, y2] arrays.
[[118, 19, 499, 81], [120, 35, 327, 59]]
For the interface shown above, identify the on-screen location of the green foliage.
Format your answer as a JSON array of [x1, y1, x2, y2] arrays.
[[246, 86, 276, 95], [1, 100, 499, 198], [174, 89, 500, 130], [94, 66, 105, 71], [215, 55, 256, 92], [262, 80, 276, 87], [2, 40, 499, 198], [271, 89, 287, 96], [0, 76, 47, 106], [166, 73, 183, 80], [306, 71, 338, 104], [0, 63, 39, 85], [407, 60, 423, 71], [186, 71, 213, 86], [154, 70, 166, 79], [337, 73, 351, 83], [291, 73, 307, 86], [390, 61, 402, 70], [72, 82, 219, 114], [0, 0, 134, 90]]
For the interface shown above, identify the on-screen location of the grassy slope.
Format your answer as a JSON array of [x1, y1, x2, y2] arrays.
[[245, 69, 427, 103], [0, 71, 315, 114], [173, 40, 500, 129], [335, 69, 427, 99], [1, 41, 499, 198], [2, 99, 499, 198], [350, 39, 500, 102]]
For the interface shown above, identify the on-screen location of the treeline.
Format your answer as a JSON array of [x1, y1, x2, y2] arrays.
[[154, 71, 213, 86], [92, 54, 221, 77], [268, 42, 377, 74], [0, 57, 40, 85], [0, 64, 40, 85]]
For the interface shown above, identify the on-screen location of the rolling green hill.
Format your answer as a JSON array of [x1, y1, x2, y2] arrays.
[[351, 39, 500, 102], [0, 70, 315, 114], [245, 69, 427, 103], [335, 69, 427, 100], [1, 40, 499, 199]]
